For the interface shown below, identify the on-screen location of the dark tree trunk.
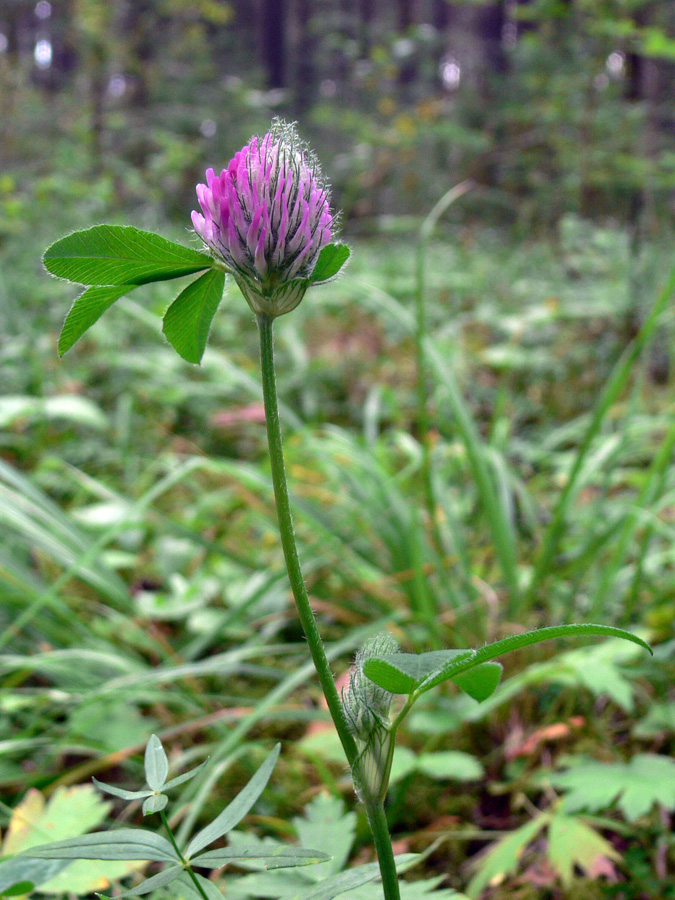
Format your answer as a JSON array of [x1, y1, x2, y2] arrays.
[[397, 0, 416, 88], [295, 0, 314, 112], [477, 1, 506, 75], [122, 0, 155, 107], [262, 0, 286, 88], [359, 0, 374, 57]]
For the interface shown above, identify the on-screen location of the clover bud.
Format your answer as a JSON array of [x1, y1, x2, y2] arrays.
[[192, 119, 335, 317], [342, 632, 400, 803]]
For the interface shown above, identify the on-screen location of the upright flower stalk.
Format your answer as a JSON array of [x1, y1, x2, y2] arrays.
[[193, 122, 400, 900]]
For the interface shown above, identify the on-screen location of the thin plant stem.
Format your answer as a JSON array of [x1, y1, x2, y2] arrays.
[[159, 810, 210, 900], [364, 799, 401, 900], [257, 313, 400, 900], [257, 313, 358, 766]]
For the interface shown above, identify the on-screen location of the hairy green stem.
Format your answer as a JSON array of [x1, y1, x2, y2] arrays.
[[364, 799, 401, 900], [257, 314, 358, 764], [159, 810, 210, 900], [257, 313, 400, 900]]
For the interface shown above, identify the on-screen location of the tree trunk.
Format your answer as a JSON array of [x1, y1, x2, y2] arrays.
[[397, 0, 416, 89], [359, 0, 374, 57], [294, 0, 314, 112], [262, 0, 286, 88]]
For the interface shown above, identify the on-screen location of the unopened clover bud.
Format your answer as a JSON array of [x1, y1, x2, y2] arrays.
[[192, 119, 336, 317], [342, 631, 400, 802]]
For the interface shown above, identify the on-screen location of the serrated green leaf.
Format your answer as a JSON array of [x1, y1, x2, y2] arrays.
[[91, 779, 153, 802], [293, 795, 356, 878], [553, 754, 675, 821], [20, 830, 178, 863], [466, 814, 548, 899], [191, 847, 329, 870], [162, 269, 226, 363], [363, 650, 474, 694], [186, 745, 280, 858], [142, 794, 168, 815], [144, 735, 169, 791], [58, 284, 135, 355], [1, 786, 142, 894], [547, 813, 619, 884], [44, 225, 210, 286], [310, 244, 350, 283], [450, 663, 502, 702]]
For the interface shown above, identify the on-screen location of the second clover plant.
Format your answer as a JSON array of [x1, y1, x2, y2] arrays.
[[40, 119, 652, 900]]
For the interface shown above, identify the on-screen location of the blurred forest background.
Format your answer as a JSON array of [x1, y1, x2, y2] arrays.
[[3, 2, 675, 899]]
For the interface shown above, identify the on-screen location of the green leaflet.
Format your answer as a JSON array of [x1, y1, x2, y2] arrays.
[[162, 268, 226, 363], [44, 225, 210, 286], [310, 243, 350, 283]]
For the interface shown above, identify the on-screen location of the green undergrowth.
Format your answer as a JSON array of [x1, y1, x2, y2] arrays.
[[2, 184, 675, 899]]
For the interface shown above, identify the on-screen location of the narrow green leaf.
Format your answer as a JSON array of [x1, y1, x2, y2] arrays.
[[186, 744, 280, 858], [58, 284, 134, 355], [191, 847, 330, 869], [450, 663, 502, 702], [178, 871, 226, 900], [98, 865, 183, 898], [162, 268, 226, 363], [466, 815, 548, 898], [417, 625, 650, 695], [142, 794, 168, 815], [18, 829, 179, 863], [91, 778, 152, 802], [294, 855, 418, 900], [363, 650, 473, 694], [0, 857, 71, 895], [468, 625, 652, 669], [163, 759, 209, 791], [44, 225, 211, 286], [144, 734, 169, 791], [364, 626, 649, 701], [310, 243, 350, 283]]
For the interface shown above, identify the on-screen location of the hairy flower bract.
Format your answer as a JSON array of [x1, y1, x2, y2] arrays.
[[192, 119, 334, 316]]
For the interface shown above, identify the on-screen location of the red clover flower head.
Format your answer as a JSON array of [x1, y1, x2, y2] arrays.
[[192, 120, 335, 317]]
